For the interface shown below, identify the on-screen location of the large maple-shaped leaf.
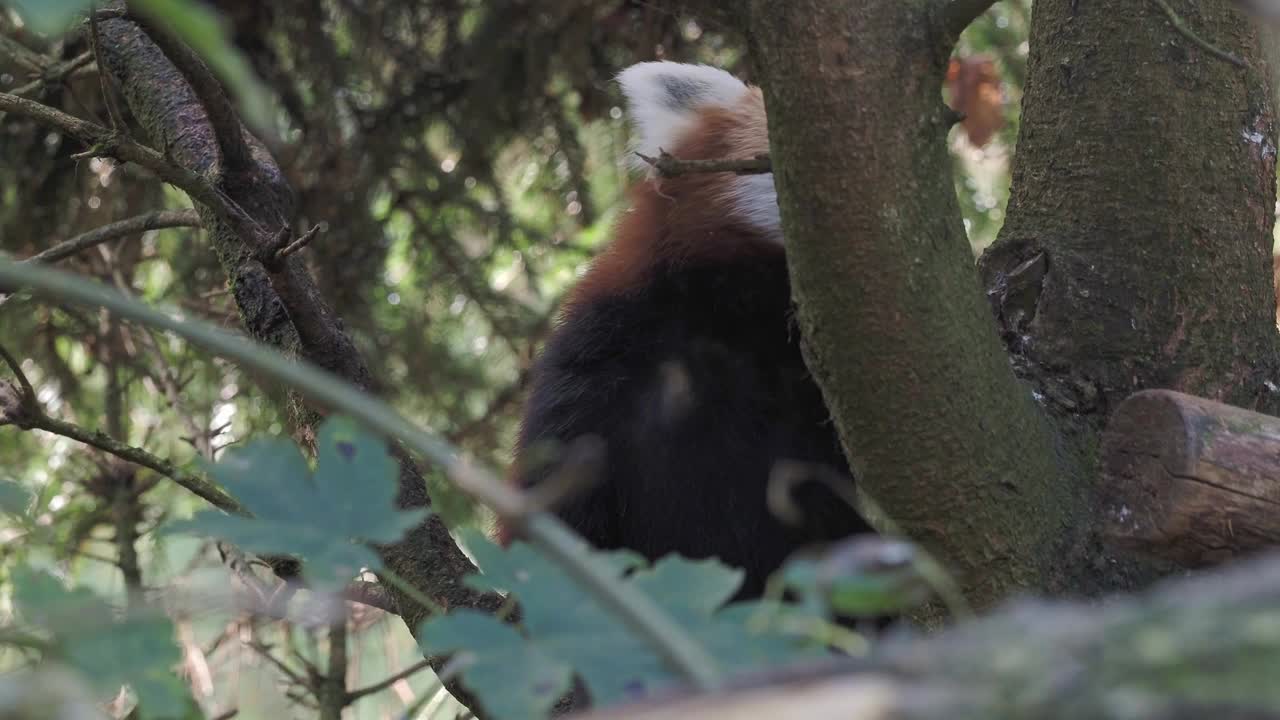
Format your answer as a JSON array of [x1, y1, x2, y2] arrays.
[[8, 567, 192, 719], [0, 476, 33, 517], [419, 530, 825, 716], [420, 610, 573, 720], [165, 415, 426, 589]]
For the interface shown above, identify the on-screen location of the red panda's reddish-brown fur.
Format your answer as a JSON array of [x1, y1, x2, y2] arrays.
[[566, 91, 776, 312], [499, 64, 873, 599]]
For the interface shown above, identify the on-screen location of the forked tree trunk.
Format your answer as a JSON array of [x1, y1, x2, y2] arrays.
[[744, 0, 1280, 610], [745, 0, 1090, 611]]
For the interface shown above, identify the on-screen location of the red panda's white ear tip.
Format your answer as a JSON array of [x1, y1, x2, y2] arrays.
[[616, 62, 749, 169]]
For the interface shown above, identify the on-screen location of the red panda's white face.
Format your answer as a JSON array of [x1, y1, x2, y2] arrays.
[[617, 62, 780, 244]]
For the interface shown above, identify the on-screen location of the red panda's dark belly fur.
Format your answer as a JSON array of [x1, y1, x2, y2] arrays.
[[512, 253, 873, 599]]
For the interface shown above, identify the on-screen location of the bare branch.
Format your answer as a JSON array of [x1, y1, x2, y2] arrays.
[[0, 91, 264, 245], [0, 343, 36, 404], [1150, 0, 1248, 68], [635, 150, 772, 177], [0, 355, 243, 513], [8, 51, 95, 99], [258, 223, 322, 271], [23, 209, 200, 265], [25, 411, 242, 512], [276, 224, 321, 261], [246, 639, 315, 693], [346, 659, 433, 703], [0, 35, 48, 75]]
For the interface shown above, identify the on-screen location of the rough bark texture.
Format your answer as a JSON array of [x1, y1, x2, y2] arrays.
[[92, 8, 502, 698], [575, 548, 1280, 719], [743, 0, 1097, 610], [1102, 389, 1280, 568], [981, 0, 1280, 434]]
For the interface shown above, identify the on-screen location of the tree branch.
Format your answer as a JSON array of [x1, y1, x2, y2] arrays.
[[1150, 0, 1248, 68], [17, 408, 243, 514], [346, 658, 432, 703], [0, 35, 48, 74], [635, 150, 772, 177], [937, 0, 998, 40], [319, 619, 348, 720], [0, 343, 240, 512], [0, 91, 263, 244], [9, 51, 95, 99], [22, 209, 200, 265], [0, 343, 36, 405], [125, 8, 254, 172]]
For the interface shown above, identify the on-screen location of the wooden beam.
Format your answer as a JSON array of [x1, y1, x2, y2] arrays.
[[1101, 389, 1280, 568]]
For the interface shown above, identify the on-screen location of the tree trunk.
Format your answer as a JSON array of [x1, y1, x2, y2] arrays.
[[980, 0, 1280, 431], [745, 0, 1280, 611], [743, 0, 1091, 611]]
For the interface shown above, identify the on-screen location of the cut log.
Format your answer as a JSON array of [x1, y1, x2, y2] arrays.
[[1101, 389, 1280, 568]]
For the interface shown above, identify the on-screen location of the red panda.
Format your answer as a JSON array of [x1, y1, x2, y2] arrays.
[[501, 62, 874, 599]]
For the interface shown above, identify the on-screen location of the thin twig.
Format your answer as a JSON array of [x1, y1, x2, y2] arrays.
[[276, 224, 321, 261], [9, 52, 95, 99], [0, 343, 36, 403], [0, 35, 48, 75], [246, 640, 313, 691], [635, 150, 772, 178], [1150, 0, 1248, 68], [0, 92, 264, 246], [346, 658, 433, 703], [88, 3, 129, 132], [4, 370, 243, 513], [23, 209, 201, 265], [113, 469, 144, 607]]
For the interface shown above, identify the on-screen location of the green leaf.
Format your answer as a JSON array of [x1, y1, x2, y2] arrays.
[[429, 530, 824, 712], [128, 0, 276, 130], [780, 538, 934, 617], [6, 0, 89, 36], [8, 567, 191, 719], [164, 415, 427, 589], [419, 610, 572, 720], [0, 477, 33, 516]]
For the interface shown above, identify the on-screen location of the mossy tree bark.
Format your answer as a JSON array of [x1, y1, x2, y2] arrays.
[[744, 0, 1094, 610], [744, 0, 1279, 610], [981, 0, 1280, 433]]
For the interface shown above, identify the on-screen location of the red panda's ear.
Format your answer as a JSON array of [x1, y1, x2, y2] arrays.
[[616, 62, 749, 171]]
